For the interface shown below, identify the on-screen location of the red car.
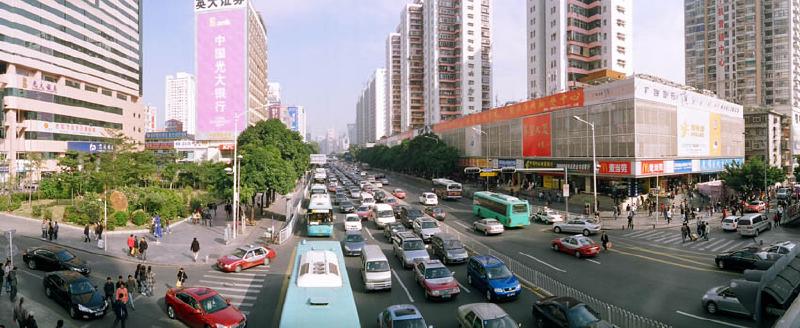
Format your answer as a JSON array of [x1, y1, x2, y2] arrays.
[[384, 197, 399, 207], [413, 260, 460, 301], [356, 205, 371, 221], [217, 245, 275, 273], [165, 287, 246, 328], [551, 235, 600, 258], [393, 188, 407, 199], [423, 206, 447, 221], [744, 200, 766, 213]]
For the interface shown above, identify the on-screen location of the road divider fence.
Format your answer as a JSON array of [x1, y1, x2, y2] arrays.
[[277, 174, 311, 244]]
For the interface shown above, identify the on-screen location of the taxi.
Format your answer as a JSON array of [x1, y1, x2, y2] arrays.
[[217, 245, 275, 273]]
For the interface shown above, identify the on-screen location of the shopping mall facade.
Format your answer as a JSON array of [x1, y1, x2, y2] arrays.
[[380, 75, 745, 197]]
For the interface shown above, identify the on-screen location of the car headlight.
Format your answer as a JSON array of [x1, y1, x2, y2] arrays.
[[514, 284, 521, 290], [215, 324, 231, 328], [78, 304, 92, 312], [493, 288, 504, 293], [430, 289, 440, 296], [344, 245, 352, 251]]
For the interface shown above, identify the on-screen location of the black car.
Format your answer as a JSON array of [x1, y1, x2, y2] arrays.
[[23, 246, 90, 275], [531, 296, 614, 328], [44, 271, 108, 319], [374, 190, 387, 202], [383, 221, 408, 240], [715, 246, 778, 271], [393, 205, 409, 218], [339, 200, 356, 213], [334, 194, 348, 205], [400, 207, 426, 228]]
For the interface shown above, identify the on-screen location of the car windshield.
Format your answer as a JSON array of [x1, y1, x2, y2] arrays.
[[738, 220, 751, 226], [408, 209, 423, 217], [403, 240, 425, 251], [378, 210, 394, 217], [56, 250, 76, 262], [341, 201, 353, 206], [231, 249, 247, 258], [444, 240, 463, 250], [567, 304, 601, 327], [395, 189, 404, 193], [483, 316, 518, 328], [364, 198, 374, 203], [722, 218, 735, 223], [576, 238, 593, 246], [69, 280, 95, 295], [512, 204, 528, 213], [366, 260, 390, 272], [485, 219, 500, 225], [393, 318, 427, 328], [345, 216, 359, 222], [421, 221, 438, 229], [426, 194, 435, 198], [749, 201, 761, 205], [200, 294, 229, 314], [425, 267, 451, 279], [486, 265, 512, 279], [358, 206, 370, 212], [431, 208, 443, 214], [345, 234, 364, 242]]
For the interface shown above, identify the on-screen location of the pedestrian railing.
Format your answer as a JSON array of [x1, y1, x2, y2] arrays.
[[277, 174, 311, 245], [438, 223, 672, 328]]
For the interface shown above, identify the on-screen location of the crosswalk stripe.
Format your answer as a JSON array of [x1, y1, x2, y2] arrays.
[[624, 230, 652, 237], [698, 239, 726, 250], [202, 274, 266, 283], [218, 294, 258, 301], [230, 301, 254, 307], [205, 271, 266, 277], [633, 231, 663, 239], [660, 236, 683, 244], [686, 240, 713, 249], [710, 240, 735, 252], [652, 233, 677, 242], [721, 241, 751, 253], [206, 286, 253, 293], [199, 279, 265, 288], [207, 269, 268, 275]]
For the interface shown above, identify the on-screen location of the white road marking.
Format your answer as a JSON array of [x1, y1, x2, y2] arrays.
[[364, 227, 377, 241], [586, 259, 601, 264], [710, 240, 736, 252], [457, 281, 471, 293], [629, 230, 661, 238], [660, 236, 684, 244], [211, 271, 265, 277], [675, 310, 751, 328], [205, 286, 254, 293], [519, 252, 567, 273], [624, 230, 652, 237], [202, 274, 265, 283], [19, 269, 43, 279], [720, 241, 752, 253], [391, 269, 415, 303], [198, 280, 264, 288], [231, 301, 254, 307], [220, 294, 258, 301], [651, 233, 677, 243], [454, 221, 471, 230], [698, 238, 726, 250]]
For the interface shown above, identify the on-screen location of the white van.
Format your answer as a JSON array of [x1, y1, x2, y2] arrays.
[[360, 245, 391, 291], [738, 213, 772, 237], [371, 203, 396, 228]]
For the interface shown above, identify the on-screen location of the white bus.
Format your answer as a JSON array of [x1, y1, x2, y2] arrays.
[[431, 178, 463, 200]]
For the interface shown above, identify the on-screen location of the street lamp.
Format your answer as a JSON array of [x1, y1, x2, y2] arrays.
[[237, 154, 244, 234], [572, 116, 598, 215], [471, 127, 490, 191], [97, 195, 107, 252], [231, 112, 243, 239]]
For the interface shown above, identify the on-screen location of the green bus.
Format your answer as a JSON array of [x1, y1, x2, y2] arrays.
[[472, 191, 530, 228]]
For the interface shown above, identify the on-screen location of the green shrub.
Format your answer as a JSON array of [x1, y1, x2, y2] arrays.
[[63, 205, 89, 226], [111, 211, 128, 227], [42, 207, 53, 220], [9, 200, 22, 212], [130, 210, 148, 226], [32, 205, 43, 218]]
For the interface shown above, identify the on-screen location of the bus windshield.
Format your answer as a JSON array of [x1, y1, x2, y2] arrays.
[[447, 184, 462, 191], [512, 204, 528, 214]]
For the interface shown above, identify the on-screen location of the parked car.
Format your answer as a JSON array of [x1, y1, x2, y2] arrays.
[[392, 188, 407, 199], [531, 296, 613, 328], [23, 246, 90, 275], [430, 234, 468, 264], [423, 206, 447, 221], [413, 260, 460, 301], [761, 241, 797, 256], [553, 218, 602, 236], [43, 271, 107, 319], [216, 245, 275, 273], [339, 200, 355, 213], [400, 207, 427, 228], [721, 216, 740, 232], [737, 213, 772, 237], [356, 205, 372, 220], [744, 200, 766, 213], [377, 304, 428, 328], [473, 218, 505, 236], [419, 192, 439, 206], [383, 221, 408, 241], [165, 287, 247, 328], [466, 255, 521, 301], [342, 230, 366, 257], [344, 213, 363, 231], [412, 217, 441, 243], [777, 187, 791, 200], [551, 235, 601, 258], [531, 207, 564, 224], [702, 285, 750, 316], [714, 246, 778, 271], [456, 303, 519, 328]]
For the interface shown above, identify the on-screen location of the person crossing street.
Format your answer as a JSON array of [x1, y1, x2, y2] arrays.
[[138, 237, 148, 261], [176, 267, 188, 288], [125, 275, 137, 311], [600, 231, 610, 251], [190, 237, 200, 262]]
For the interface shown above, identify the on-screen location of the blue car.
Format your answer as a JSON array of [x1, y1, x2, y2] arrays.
[[466, 255, 521, 301], [378, 304, 429, 328]]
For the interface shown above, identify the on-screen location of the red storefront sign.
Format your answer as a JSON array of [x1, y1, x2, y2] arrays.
[[599, 161, 631, 175], [640, 160, 664, 174], [522, 114, 552, 157], [218, 144, 235, 151]]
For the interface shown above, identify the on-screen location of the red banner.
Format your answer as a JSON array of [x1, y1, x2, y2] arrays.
[[640, 160, 664, 174], [599, 161, 631, 175], [522, 114, 552, 157]]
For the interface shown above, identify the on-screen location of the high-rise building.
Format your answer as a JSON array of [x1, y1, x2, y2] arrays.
[[423, 0, 492, 125], [347, 123, 357, 148], [399, 2, 426, 131], [0, 0, 145, 180], [268, 82, 281, 105], [684, 0, 800, 163], [144, 105, 158, 132], [355, 69, 388, 145], [386, 32, 402, 135], [527, 0, 633, 98], [165, 72, 196, 134]]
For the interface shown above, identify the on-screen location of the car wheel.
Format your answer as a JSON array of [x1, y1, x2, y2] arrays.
[[705, 302, 718, 314], [554, 227, 561, 233], [235, 265, 242, 273], [69, 306, 78, 319], [167, 305, 176, 319], [485, 290, 493, 301], [717, 261, 725, 269], [575, 250, 581, 258], [27, 260, 36, 270], [484, 229, 488, 236], [552, 244, 559, 252], [582, 229, 590, 236], [45, 286, 52, 298]]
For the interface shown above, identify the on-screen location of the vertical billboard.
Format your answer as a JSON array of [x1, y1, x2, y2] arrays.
[[195, 4, 247, 140], [522, 114, 552, 157], [676, 109, 709, 156], [287, 106, 299, 132]]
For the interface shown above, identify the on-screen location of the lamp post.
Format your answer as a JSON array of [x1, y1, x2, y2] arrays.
[[98, 195, 107, 252], [237, 154, 244, 234], [472, 127, 490, 191], [231, 113, 242, 239], [572, 116, 597, 215]]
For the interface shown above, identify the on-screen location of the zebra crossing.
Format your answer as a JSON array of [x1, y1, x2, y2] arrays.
[[619, 229, 758, 253], [197, 266, 270, 315]]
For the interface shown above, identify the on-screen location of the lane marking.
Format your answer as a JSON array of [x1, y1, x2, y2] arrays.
[[660, 236, 684, 244], [518, 252, 567, 273], [202, 275, 265, 283], [698, 238, 726, 250], [614, 238, 714, 258], [675, 310, 751, 328], [586, 259, 601, 264], [364, 226, 377, 242], [624, 230, 653, 237], [198, 279, 264, 288], [221, 294, 259, 301], [19, 269, 44, 279], [457, 281, 471, 293], [609, 247, 736, 274], [231, 301, 254, 307], [617, 244, 716, 267], [454, 221, 471, 230], [710, 240, 736, 252], [720, 240, 753, 253], [205, 285, 255, 293], [391, 268, 415, 303], [651, 233, 677, 243]]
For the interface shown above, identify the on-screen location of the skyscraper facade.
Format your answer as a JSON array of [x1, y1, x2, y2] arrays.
[[399, 2, 426, 131], [268, 82, 281, 105], [165, 72, 196, 134], [386, 32, 402, 135], [355, 69, 388, 145], [144, 105, 158, 132]]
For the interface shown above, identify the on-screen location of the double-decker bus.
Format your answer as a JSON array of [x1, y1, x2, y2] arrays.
[[279, 240, 360, 328], [432, 178, 463, 200], [472, 191, 530, 227], [306, 194, 334, 237]]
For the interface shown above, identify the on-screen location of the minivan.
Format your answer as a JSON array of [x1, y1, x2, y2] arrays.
[[430, 234, 468, 264], [371, 204, 396, 228], [360, 245, 391, 291], [392, 232, 430, 269], [738, 213, 772, 237]]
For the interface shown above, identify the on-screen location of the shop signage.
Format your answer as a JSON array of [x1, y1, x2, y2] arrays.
[[524, 160, 592, 173], [497, 159, 516, 168], [459, 158, 490, 168], [67, 142, 114, 153], [480, 172, 497, 177], [145, 131, 189, 140], [145, 142, 174, 150], [174, 140, 202, 149], [24, 78, 58, 94], [195, 0, 247, 12], [673, 159, 693, 173], [699, 158, 743, 172], [640, 160, 664, 174], [522, 114, 552, 157], [599, 161, 631, 175], [218, 143, 235, 151]]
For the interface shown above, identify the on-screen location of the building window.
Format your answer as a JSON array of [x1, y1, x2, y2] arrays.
[[617, 59, 626, 67], [84, 84, 98, 92], [616, 19, 625, 27], [116, 93, 128, 101], [617, 5, 625, 14], [101, 89, 112, 96], [616, 32, 625, 41], [65, 80, 80, 89], [617, 46, 625, 54]]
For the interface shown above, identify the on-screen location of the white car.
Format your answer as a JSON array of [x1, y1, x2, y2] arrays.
[[532, 207, 564, 224], [344, 214, 362, 231], [361, 194, 376, 208], [553, 218, 602, 236], [473, 218, 505, 235], [721, 216, 740, 231], [373, 181, 383, 188], [419, 192, 438, 206]]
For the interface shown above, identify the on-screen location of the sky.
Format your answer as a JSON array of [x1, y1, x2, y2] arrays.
[[142, 0, 685, 138]]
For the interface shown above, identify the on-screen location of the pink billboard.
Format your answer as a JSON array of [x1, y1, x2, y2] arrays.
[[196, 8, 246, 140]]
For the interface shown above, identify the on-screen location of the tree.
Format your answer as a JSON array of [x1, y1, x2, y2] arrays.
[[356, 134, 460, 178], [720, 157, 785, 197]]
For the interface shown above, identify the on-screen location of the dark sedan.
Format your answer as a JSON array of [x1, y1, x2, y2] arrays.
[[44, 271, 107, 319], [531, 296, 613, 328], [23, 246, 90, 275], [339, 200, 355, 213], [715, 246, 778, 271], [400, 207, 426, 228]]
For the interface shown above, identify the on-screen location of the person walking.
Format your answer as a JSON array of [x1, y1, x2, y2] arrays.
[[52, 221, 59, 241], [600, 231, 610, 251], [138, 237, 148, 261], [190, 237, 200, 262], [145, 266, 155, 297], [702, 221, 710, 241], [125, 275, 136, 311], [95, 223, 104, 240], [133, 265, 143, 292], [681, 224, 689, 243], [103, 277, 115, 302], [112, 292, 128, 328], [55, 319, 64, 328], [40, 220, 47, 239], [3, 259, 11, 293], [176, 267, 188, 288], [8, 266, 17, 301], [127, 235, 136, 257], [83, 224, 91, 243], [47, 220, 54, 241], [13, 297, 26, 327], [626, 210, 634, 230], [22, 312, 37, 328]]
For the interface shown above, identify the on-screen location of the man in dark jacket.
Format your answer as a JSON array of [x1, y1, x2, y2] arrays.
[[600, 231, 610, 251], [190, 238, 200, 262], [112, 293, 127, 328], [103, 277, 115, 302], [138, 237, 148, 261], [83, 224, 91, 243]]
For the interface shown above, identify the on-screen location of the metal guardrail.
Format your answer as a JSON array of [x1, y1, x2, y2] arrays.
[[438, 222, 671, 328], [277, 174, 310, 244]]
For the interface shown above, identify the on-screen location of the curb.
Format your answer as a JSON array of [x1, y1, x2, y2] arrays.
[[3, 212, 189, 235]]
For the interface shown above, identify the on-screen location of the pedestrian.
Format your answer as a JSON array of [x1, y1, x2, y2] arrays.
[[103, 277, 115, 302], [138, 264, 147, 294], [774, 212, 782, 227], [702, 221, 710, 241], [626, 211, 634, 229], [134, 265, 143, 292], [22, 312, 36, 328], [40, 219, 47, 239], [13, 297, 26, 327], [47, 220, 54, 241], [96, 223, 104, 240], [3, 259, 11, 293], [176, 267, 188, 288], [112, 292, 128, 328], [681, 224, 689, 243], [190, 237, 200, 262], [53, 221, 58, 240], [145, 266, 155, 296], [8, 266, 17, 301], [125, 275, 136, 311], [55, 319, 63, 328], [138, 237, 148, 261], [600, 231, 610, 251], [127, 235, 135, 257], [83, 224, 91, 243]]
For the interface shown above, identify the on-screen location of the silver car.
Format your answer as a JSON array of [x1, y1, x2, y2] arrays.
[[702, 285, 750, 316], [393, 232, 430, 269], [553, 218, 602, 236], [413, 217, 441, 242], [473, 218, 505, 235], [456, 303, 519, 328]]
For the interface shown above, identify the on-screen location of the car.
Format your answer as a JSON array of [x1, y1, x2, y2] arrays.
[[714, 246, 778, 271], [393, 204, 409, 217], [430, 234, 468, 264], [374, 190, 387, 202], [744, 200, 766, 213], [339, 200, 356, 213], [413, 260, 460, 301], [378, 304, 429, 328], [761, 241, 797, 256], [777, 187, 791, 200], [531, 207, 564, 224], [349, 187, 362, 199], [43, 271, 107, 319], [553, 218, 602, 236], [392, 232, 430, 269], [333, 194, 348, 206], [384, 197, 399, 208], [356, 205, 372, 220], [721, 216, 740, 231], [380, 178, 389, 185], [456, 303, 519, 328], [344, 213, 363, 231], [383, 221, 408, 240], [423, 206, 447, 221], [702, 285, 750, 316], [216, 245, 275, 273], [466, 255, 521, 301], [374, 181, 384, 188], [392, 188, 407, 199], [531, 296, 613, 328], [412, 217, 441, 242], [419, 192, 439, 206], [473, 218, 505, 236], [23, 246, 90, 275], [165, 287, 247, 328], [361, 195, 376, 208], [342, 230, 366, 256], [327, 183, 337, 192], [552, 235, 601, 258], [362, 184, 375, 193], [400, 207, 426, 228]]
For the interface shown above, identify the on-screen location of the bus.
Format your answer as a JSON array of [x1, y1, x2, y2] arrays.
[[313, 168, 327, 183], [432, 178, 463, 200], [472, 191, 530, 228], [310, 184, 327, 196], [306, 194, 334, 237], [279, 240, 360, 328]]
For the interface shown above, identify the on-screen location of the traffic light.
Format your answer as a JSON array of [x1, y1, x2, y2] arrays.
[[500, 167, 517, 174], [464, 167, 481, 175]]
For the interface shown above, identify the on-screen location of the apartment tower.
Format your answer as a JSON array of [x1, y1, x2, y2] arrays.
[[400, 2, 426, 132], [165, 72, 196, 134], [355, 69, 388, 145], [386, 33, 402, 135]]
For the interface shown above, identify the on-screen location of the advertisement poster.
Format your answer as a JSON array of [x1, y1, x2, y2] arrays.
[[640, 160, 664, 174], [288, 107, 299, 132], [673, 159, 693, 173], [522, 114, 552, 157], [708, 113, 722, 156], [599, 161, 631, 175], [195, 7, 246, 140], [677, 108, 709, 156]]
